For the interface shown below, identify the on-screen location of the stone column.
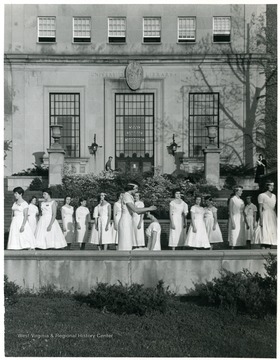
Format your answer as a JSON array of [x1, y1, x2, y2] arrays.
[[47, 125, 65, 186], [203, 145, 222, 187]]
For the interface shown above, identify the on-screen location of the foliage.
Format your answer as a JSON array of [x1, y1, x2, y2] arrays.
[[29, 177, 44, 191], [220, 164, 255, 177], [12, 164, 49, 177], [4, 139, 12, 160], [4, 275, 20, 306], [223, 175, 237, 190], [188, 254, 277, 318], [74, 280, 174, 316]]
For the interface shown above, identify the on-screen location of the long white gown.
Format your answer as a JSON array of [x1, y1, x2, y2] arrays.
[[185, 205, 210, 248], [168, 200, 188, 247], [253, 193, 277, 245], [204, 206, 223, 244], [132, 200, 145, 247], [7, 201, 36, 250], [146, 221, 161, 250], [244, 203, 257, 241], [28, 203, 39, 235], [90, 203, 113, 245], [118, 192, 135, 251], [228, 196, 246, 247], [75, 206, 90, 243], [61, 205, 75, 244], [112, 201, 122, 244], [35, 201, 67, 249]]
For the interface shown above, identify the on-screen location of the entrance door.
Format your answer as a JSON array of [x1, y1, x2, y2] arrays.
[[115, 93, 154, 173]]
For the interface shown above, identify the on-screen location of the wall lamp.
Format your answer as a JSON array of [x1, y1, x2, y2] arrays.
[[88, 134, 102, 155], [167, 134, 180, 156]]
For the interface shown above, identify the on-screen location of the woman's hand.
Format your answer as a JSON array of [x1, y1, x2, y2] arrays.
[[63, 227, 66, 232], [114, 224, 118, 231], [171, 223, 175, 230], [137, 223, 142, 230], [213, 225, 216, 231], [231, 222, 235, 230], [105, 225, 109, 231], [47, 225, 52, 232], [149, 205, 157, 211], [77, 223, 81, 230], [20, 225, 25, 233], [192, 226, 197, 233]]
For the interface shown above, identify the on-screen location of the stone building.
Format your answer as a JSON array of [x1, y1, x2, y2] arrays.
[[4, 4, 268, 177]]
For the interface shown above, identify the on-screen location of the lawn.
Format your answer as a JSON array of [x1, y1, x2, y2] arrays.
[[5, 296, 276, 357]]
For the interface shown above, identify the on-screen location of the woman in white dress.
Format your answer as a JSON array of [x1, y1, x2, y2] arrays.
[[132, 192, 145, 248], [35, 189, 67, 249], [90, 193, 113, 250], [118, 182, 157, 251], [76, 198, 91, 250], [244, 196, 257, 249], [254, 181, 277, 248], [7, 187, 36, 250], [28, 196, 39, 235], [204, 196, 223, 249], [228, 186, 246, 249], [168, 189, 188, 250], [112, 193, 124, 248], [185, 196, 210, 249], [146, 211, 161, 251], [61, 195, 75, 250]]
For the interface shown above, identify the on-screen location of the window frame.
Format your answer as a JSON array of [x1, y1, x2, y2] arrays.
[[177, 16, 196, 43], [108, 17, 126, 44], [37, 16, 56, 43], [212, 16, 231, 43], [72, 16, 91, 43], [143, 17, 161, 43]]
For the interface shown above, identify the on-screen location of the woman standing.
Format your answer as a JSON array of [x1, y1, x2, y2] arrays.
[[61, 195, 75, 250], [76, 198, 91, 250], [228, 186, 246, 249], [168, 189, 188, 250], [185, 196, 210, 249], [254, 154, 267, 185], [132, 192, 145, 248], [118, 183, 156, 251], [204, 196, 223, 249], [254, 181, 277, 248], [28, 196, 39, 235], [7, 187, 36, 250], [35, 189, 67, 249], [146, 211, 161, 251], [244, 196, 257, 249], [90, 193, 113, 250], [112, 193, 123, 248]]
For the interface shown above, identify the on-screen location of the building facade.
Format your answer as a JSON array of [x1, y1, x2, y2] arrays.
[[4, 4, 267, 177]]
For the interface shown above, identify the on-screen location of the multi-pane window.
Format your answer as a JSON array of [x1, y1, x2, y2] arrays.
[[37, 17, 56, 43], [178, 17, 196, 43], [189, 93, 219, 157], [73, 17, 91, 42], [108, 17, 126, 43], [143, 17, 161, 43], [213, 16, 231, 42], [50, 94, 80, 157]]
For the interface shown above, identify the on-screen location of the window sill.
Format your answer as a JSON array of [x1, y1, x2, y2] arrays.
[[177, 41, 196, 44], [72, 42, 92, 45], [142, 42, 162, 45], [37, 42, 57, 44], [107, 42, 127, 45]]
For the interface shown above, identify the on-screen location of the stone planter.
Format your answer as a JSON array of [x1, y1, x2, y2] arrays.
[[6, 176, 48, 191]]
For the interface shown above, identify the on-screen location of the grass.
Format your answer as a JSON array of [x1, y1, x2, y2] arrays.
[[5, 295, 276, 357]]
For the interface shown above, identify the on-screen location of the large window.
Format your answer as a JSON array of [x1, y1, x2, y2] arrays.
[[115, 94, 154, 173], [108, 17, 126, 43], [73, 17, 91, 42], [143, 17, 161, 43], [213, 16, 231, 42], [37, 17, 56, 43], [178, 17, 196, 43], [50, 93, 80, 157], [189, 93, 219, 157]]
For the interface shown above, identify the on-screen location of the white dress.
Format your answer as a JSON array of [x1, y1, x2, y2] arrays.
[[185, 205, 210, 248], [75, 206, 90, 243], [228, 196, 246, 247], [244, 203, 257, 241], [61, 205, 75, 244], [112, 201, 122, 244], [168, 200, 188, 247], [28, 203, 39, 235], [132, 200, 145, 247], [7, 201, 36, 250], [35, 201, 67, 249], [204, 207, 223, 244], [146, 221, 161, 250], [254, 193, 277, 245], [118, 192, 135, 251], [90, 203, 113, 245]]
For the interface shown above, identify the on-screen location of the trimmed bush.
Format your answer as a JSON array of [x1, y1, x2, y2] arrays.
[[29, 177, 43, 191], [4, 275, 20, 305], [12, 164, 49, 177]]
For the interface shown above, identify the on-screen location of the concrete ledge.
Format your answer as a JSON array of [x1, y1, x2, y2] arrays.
[[4, 250, 276, 295]]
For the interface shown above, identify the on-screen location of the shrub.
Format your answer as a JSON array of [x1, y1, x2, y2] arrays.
[[74, 280, 174, 316], [29, 177, 43, 191], [188, 254, 277, 318], [37, 284, 73, 298], [220, 163, 255, 177], [4, 275, 20, 305], [12, 164, 49, 177]]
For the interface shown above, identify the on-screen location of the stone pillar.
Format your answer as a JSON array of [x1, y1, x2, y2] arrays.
[[203, 145, 222, 187]]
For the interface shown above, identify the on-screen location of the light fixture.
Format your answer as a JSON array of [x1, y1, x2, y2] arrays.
[[88, 134, 102, 155], [167, 134, 180, 156]]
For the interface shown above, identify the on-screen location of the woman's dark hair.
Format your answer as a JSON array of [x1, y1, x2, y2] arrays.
[[204, 196, 212, 202], [233, 185, 243, 194], [259, 154, 263, 158], [64, 195, 71, 204], [13, 187, 24, 196], [79, 197, 87, 205], [172, 188, 181, 197], [265, 181, 274, 191], [29, 196, 37, 204], [97, 193, 107, 202], [147, 210, 157, 218], [124, 182, 139, 192], [116, 192, 123, 200], [194, 195, 202, 201], [42, 188, 52, 197]]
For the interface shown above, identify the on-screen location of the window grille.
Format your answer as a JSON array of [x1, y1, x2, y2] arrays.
[[143, 17, 161, 43], [38, 17, 56, 43], [50, 93, 80, 158], [73, 17, 91, 42], [213, 16, 231, 42], [108, 17, 126, 43], [178, 17, 196, 43], [189, 93, 219, 157]]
